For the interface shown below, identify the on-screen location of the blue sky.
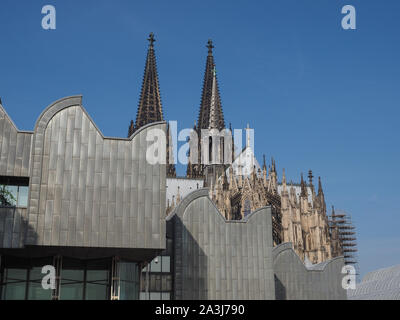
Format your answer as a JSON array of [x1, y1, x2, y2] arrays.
[[1, 0, 399, 278]]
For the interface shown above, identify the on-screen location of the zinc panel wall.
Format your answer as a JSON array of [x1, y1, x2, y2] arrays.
[[272, 243, 347, 300], [172, 189, 275, 300], [17, 98, 166, 250], [0, 107, 32, 177]]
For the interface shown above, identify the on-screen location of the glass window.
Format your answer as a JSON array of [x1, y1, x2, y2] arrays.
[[17, 186, 29, 207], [161, 274, 172, 292], [27, 267, 52, 300], [150, 274, 156, 291], [120, 281, 138, 300], [139, 292, 147, 300], [60, 269, 84, 300], [162, 256, 170, 273], [119, 262, 139, 300], [0, 176, 29, 208], [85, 270, 109, 300], [1, 185, 17, 206], [150, 292, 161, 300], [150, 257, 161, 272], [155, 274, 161, 291], [161, 292, 171, 300], [2, 269, 27, 300]]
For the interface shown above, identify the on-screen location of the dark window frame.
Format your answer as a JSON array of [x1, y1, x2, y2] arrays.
[[0, 176, 29, 208]]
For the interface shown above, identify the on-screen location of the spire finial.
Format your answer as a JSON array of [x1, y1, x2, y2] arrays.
[[128, 120, 135, 137], [318, 176, 323, 194], [148, 32, 156, 47], [207, 39, 214, 55], [263, 154, 267, 170], [300, 173, 307, 198], [308, 170, 314, 185]]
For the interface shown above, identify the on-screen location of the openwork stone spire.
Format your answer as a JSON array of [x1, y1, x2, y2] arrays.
[[197, 40, 225, 131], [300, 173, 308, 198], [133, 32, 164, 132]]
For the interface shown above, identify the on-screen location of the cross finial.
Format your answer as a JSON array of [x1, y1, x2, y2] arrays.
[[148, 32, 156, 47], [207, 39, 214, 54]]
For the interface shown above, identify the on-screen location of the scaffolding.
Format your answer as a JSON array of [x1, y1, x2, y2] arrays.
[[329, 209, 359, 276]]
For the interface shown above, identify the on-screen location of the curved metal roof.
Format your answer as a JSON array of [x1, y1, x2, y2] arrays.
[[348, 264, 400, 300]]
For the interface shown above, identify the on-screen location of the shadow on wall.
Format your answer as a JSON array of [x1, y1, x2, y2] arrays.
[[168, 188, 275, 300], [274, 274, 286, 300], [0, 207, 38, 249], [173, 216, 208, 300], [273, 243, 347, 300]]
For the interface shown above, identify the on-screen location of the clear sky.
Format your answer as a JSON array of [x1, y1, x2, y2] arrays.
[[1, 0, 399, 279]]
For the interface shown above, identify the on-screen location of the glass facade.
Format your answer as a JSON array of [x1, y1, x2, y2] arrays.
[[119, 262, 140, 300], [0, 257, 52, 300], [60, 258, 110, 300], [0, 256, 140, 300], [140, 235, 173, 300]]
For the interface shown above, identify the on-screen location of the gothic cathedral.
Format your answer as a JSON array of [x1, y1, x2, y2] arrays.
[[129, 34, 343, 265]]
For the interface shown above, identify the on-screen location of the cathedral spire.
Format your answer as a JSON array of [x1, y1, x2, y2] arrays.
[[271, 157, 276, 173], [130, 32, 164, 134], [300, 173, 307, 198], [208, 66, 219, 129], [318, 176, 324, 196], [308, 170, 316, 201], [263, 154, 267, 171], [197, 39, 225, 131], [317, 176, 326, 213], [282, 168, 287, 192], [308, 170, 314, 187], [128, 120, 135, 137]]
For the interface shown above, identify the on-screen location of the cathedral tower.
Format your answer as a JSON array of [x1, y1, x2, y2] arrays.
[[187, 40, 228, 186], [128, 33, 176, 177], [129, 32, 164, 134]]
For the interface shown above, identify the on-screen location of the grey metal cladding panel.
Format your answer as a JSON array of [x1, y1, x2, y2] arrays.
[[272, 243, 347, 300], [24, 97, 166, 250], [172, 189, 275, 300], [0, 107, 32, 177], [0, 208, 28, 249]]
